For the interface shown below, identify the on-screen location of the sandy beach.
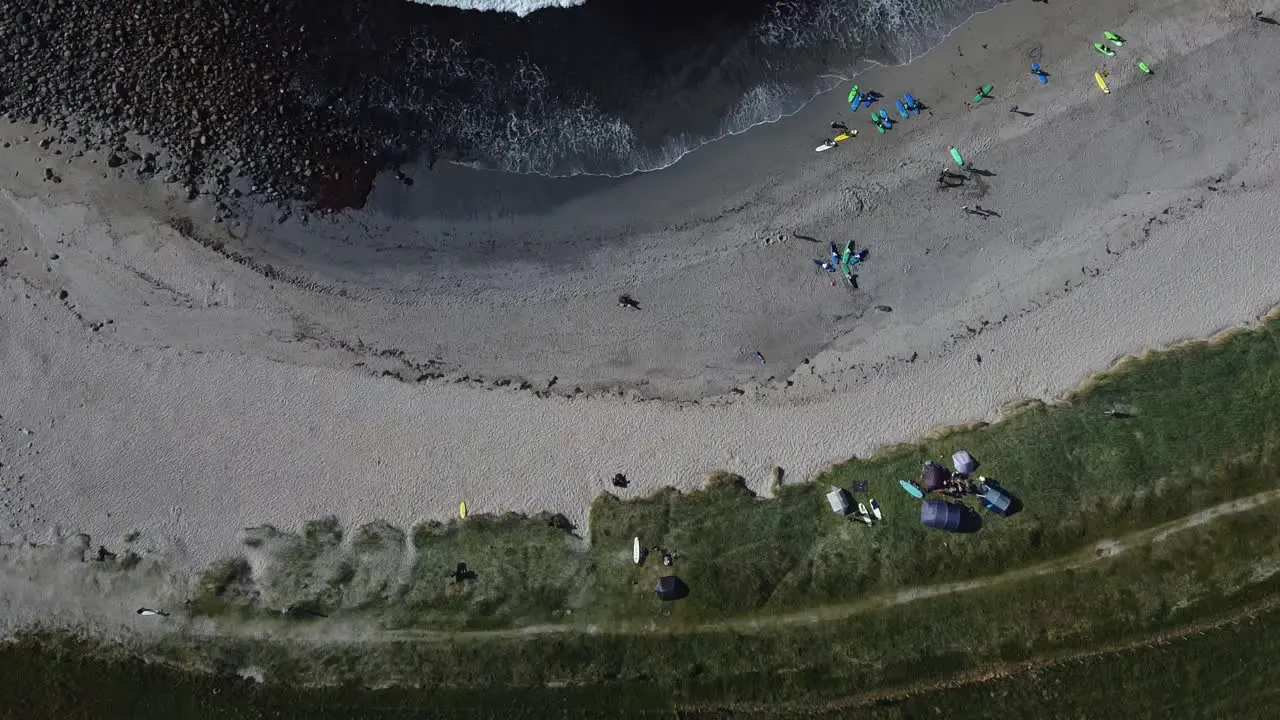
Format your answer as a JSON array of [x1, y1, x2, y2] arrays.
[[2, 0, 1280, 631]]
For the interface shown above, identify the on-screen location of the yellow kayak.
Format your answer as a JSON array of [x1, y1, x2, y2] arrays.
[[1094, 71, 1110, 94], [459, 501, 468, 519]]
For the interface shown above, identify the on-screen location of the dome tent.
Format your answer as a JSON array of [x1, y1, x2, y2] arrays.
[[952, 450, 979, 475], [656, 575, 689, 602], [921, 462, 952, 492]]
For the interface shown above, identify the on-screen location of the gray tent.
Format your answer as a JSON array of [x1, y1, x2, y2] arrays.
[[920, 499, 979, 532], [952, 450, 979, 476], [656, 575, 689, 602], [826, 486, 853, 516], [921, 462, 951, 492]]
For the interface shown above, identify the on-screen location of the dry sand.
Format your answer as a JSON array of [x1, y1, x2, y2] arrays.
[[2, 0, 1280, 631]]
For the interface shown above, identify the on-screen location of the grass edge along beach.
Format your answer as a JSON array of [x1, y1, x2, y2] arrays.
[[5, 307, 1280, 718]]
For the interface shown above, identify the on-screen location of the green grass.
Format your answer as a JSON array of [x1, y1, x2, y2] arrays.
[[28, 314, 1280, 715]]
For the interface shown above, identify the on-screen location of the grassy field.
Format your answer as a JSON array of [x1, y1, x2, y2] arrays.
[[7, 315, 1280, 716]]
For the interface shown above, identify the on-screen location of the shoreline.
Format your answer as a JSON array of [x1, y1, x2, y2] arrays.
[[2, 0, 1279, 645]]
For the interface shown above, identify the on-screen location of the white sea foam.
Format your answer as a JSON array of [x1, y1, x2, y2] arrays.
[[408, 0, 586, 16]]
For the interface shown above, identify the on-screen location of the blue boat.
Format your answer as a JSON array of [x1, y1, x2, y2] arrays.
[[896, 99, 909, 120], [904, 93, 921, 115]]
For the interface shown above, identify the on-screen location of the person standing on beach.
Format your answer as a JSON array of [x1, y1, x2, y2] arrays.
[[831, 121, 850, 131]]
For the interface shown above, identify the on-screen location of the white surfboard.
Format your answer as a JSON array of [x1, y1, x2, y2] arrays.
[[815, 141, 838, 152], [633, 537, 642, 564], [870, 499, 882, 520]]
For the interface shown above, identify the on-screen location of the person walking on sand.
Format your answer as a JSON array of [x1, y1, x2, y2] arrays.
[[831, 121, 850, 131]]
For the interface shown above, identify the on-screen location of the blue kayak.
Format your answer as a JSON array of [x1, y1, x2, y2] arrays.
[[896, 99, 909, 120], [904, 93, 920, 115], [879, 109, 892, 128]]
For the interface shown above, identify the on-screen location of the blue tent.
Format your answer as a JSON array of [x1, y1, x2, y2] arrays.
[[919, 499, 981, 533], [977, 482, 1016, 517]]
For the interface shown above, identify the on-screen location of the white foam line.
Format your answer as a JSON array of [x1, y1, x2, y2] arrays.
[[450, 2, 1009, 179]]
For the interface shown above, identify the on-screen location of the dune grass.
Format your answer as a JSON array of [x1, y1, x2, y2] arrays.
[[141, 315, 1280, 713], [189, 316, 1280, 634]]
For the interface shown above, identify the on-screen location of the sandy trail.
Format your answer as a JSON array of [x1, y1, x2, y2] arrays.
[[0, 0, 1278, 613]]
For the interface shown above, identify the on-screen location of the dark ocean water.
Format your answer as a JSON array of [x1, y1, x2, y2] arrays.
[[345, 0, 1001, 177]]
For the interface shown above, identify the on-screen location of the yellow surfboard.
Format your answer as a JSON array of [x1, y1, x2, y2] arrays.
[[1094, 71, 1110, 94], [459, 501, 468, 519]]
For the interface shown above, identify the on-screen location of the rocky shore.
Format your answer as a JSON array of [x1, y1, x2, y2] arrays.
[[0, 0, 430, 212]]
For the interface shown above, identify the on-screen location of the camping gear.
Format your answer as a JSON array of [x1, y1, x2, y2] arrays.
[[920, 499, 971, 532], [949, 146, 965, 167], [1094, 43, 1115, 57], [656, 575, 689, 601], [827, 486, 853, 515], [853, 480, 869, 493], [976, 480, 1016, 517], [899, 479, 926, 499], [1105, 31, 1125, 47], [870, 499, 882, 520], [973, 84, 994, 103], [921, 462, 952, 492], [952, 451, 978, 476], [1095, 72, 1111, 94]]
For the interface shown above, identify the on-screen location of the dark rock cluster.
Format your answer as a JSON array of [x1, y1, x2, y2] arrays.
[[0, 0, 415, 210]]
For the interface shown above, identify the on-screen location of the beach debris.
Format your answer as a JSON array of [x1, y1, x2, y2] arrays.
[[136, 608, 170, 617], [612, 473, 629, 488]]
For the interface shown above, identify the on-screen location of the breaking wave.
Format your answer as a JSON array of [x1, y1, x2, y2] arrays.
[[384, 0, 1003, 177]]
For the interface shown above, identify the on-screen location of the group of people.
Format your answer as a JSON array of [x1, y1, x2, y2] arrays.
[[813, 241, 867, 285]]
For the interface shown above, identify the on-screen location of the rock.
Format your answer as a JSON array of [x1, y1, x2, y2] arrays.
[[106, 153, 123, 168]]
